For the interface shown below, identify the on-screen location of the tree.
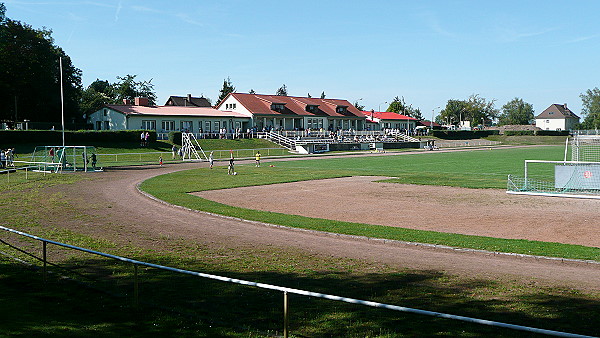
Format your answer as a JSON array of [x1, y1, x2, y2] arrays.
[[249, 89, 256, 94], [386, 96, 423, 119], [439, 94, 498, 127], [111, 74, 156, 104], [79, 75, 157, 115], [580, 88, 600, 129], [275, 84, 287, 96], [498, 98, 534, 125], [320, 91, 326, 99], [0, 6, 82, 123], [217, 77, 235, 104], [307, 93, 312, 98], [353, 101, 365, 111]]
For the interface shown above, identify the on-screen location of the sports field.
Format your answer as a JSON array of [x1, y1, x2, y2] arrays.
[[142, 145, 599, 261]]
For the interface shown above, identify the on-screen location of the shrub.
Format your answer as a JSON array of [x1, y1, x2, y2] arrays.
[[169, 131, 182, 145], [0, 130, 155, 144], [432, 130, 499, 139]]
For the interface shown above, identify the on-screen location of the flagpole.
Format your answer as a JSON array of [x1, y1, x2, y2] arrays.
[[60, 57, 65, 147]]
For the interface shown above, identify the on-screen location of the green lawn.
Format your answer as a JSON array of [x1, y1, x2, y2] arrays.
[[141, 146, 599, 261]]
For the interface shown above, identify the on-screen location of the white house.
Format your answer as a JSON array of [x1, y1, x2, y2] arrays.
[[88, 98, 250, 136], [535, 104, 580, 131]]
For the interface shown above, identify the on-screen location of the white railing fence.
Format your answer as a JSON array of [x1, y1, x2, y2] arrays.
[[0, 225, 592, 338]]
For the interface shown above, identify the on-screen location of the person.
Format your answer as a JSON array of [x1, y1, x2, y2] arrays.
[[227, 156, 235, 175], [140, 131, 145, 146], [0, 149, 5, 169], [159, 155, 163, 167], [171, 145, 177, 159], [90, 153, 97, 169], [144, 131, 150, 146], [209, 151, 214, 169], [255, 151, 261, 167], [49, 147, 55, 162]]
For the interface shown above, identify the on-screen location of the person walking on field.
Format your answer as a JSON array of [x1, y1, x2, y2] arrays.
[[255, 151, 261, 167], [227, 156, 235, 175], [209, 152, 214, 169]]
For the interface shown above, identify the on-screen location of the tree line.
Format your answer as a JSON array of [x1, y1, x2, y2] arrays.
[[2, 3, 600, 129]]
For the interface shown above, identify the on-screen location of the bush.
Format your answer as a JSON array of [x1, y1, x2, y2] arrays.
[[536, 130, 569, 136], [431, 130, 499, 139], [169, 131, 182, 145], [504, 130, 535, 136]]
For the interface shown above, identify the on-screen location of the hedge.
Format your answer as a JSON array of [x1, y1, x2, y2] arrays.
[[431, 130, 499, 139], [504, 130, 569, 136], [0, 130, 156, 144], [169, 131, 183, 145]]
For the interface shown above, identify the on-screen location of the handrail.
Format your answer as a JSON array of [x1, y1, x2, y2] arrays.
[[0, 225, 593, 338]]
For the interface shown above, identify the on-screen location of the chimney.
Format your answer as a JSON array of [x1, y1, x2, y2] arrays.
[[123, 98, 132, 105], [564, 103, 568, 110], [134, 97, 149, 106]]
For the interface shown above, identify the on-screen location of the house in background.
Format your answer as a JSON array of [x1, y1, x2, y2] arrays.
[[216, 93, 367, 131], [361, 110, 418, 131], [165, 94, 212, 107], [88, 97, 250, 135], [535, 104, 580, 131]]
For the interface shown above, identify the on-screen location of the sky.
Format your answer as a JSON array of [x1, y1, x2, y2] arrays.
[[4, 0, 600, 120]]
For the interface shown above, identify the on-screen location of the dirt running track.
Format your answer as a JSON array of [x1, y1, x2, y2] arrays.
[[51, 152, 600, 292]]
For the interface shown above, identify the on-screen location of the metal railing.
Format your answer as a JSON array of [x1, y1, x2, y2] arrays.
[[0, 225, 593, 338]]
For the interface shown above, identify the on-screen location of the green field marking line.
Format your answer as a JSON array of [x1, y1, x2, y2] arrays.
[[136, 182, 600, 266]]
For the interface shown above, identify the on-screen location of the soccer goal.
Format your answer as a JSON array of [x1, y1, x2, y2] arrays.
[[507, 133, 600, 199], [29, 146, 99, 173]]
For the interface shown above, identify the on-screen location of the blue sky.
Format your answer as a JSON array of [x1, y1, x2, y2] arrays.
[[4, 0, 600, 119]]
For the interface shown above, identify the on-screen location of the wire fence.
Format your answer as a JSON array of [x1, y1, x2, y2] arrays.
[[0, 225, 593, 338]]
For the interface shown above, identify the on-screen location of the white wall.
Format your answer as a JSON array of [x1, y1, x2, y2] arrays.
[[536, 118, 566, 131], [88, 108, 127, 130]]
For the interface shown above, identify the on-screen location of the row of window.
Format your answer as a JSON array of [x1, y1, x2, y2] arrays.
[[224, 103, 237, 110], [141, 120, 242, 132]]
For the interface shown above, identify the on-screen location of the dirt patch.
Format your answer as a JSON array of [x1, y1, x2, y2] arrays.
[[195, 176, 600, 247]]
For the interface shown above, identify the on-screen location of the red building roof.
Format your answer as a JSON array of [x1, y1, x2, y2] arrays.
[[220, 93, 365, 118], [360, 111, 418, 123], [105, 105, 248, 118]]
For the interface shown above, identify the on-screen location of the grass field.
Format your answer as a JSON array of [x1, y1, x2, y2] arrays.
[[2, 144, 599, 337], [140, 146, 600, 261]]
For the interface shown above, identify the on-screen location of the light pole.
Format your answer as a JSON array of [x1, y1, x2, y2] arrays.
[[431, 106, 440, 132]]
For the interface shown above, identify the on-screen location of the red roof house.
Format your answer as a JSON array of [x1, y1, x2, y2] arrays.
[[360, 110, 418, 130], [216, 93, 367, 131]]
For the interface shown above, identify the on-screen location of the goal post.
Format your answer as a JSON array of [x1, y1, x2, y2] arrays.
[[507, 160, 600, 199]]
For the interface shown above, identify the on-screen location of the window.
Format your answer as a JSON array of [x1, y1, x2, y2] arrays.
[[306, 105, 317, 113], [205, 121, 211, 132], [161, 120, 175, 131], [142, 120, 156, 130], [225, 103, 237, 110], [336, 106, 347, 114], [103, 109, 108, 116], [181, 121, 193, 132], [103, 121, 110, 130], [271, 103, 285, 111], [96, 121, 102, 130], [546, 120, 550, 123], [214, 121, 220, 131]]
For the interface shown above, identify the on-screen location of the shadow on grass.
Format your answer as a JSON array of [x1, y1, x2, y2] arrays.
[[1, 256, 598, 337]]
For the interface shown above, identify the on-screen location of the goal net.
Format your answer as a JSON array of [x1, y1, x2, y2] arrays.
[[29, 146, 99, 173], [507, 134, 600, 199]]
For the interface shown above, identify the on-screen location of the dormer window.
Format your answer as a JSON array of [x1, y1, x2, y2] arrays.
[[306, 105, 318, 113], [336, 106, 348, 114], [271, 103, 285, 112]]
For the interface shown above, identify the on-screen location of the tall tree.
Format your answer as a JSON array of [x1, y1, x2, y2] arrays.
[[80, 79, 112, 116], [217, 77, 235, 104], [0, 5, 82, 123], [275, 84, 288, 96], [320, 91, 326, 99], [580, 88, 600, 129], [498, 98, 534, 125], [386, 96, 422, 119]]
